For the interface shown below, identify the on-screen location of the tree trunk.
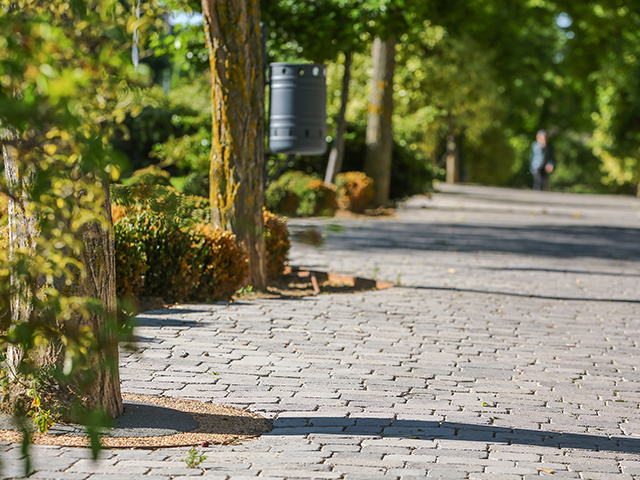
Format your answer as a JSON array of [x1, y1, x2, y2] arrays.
[[445, 134, 460, 184], [202, 0, 267, 290], [324, 50, 352, 186], [364, 36, 396, 206], [3, 142, 123, 419], [77, 185, 123, 418]]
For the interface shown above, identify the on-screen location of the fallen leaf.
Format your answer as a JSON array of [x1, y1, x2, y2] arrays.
[[573, 212, 581, 218], [536, 467, 556, 474]]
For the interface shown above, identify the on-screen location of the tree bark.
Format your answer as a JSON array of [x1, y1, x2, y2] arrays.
[[445, 135, 460, 184], [77, 185, 123, 418], [445, 116, 462, 184], [324, 51, 352, 186], [364, 36, 396, 206], [202, 0, 267, 289], [3, 142, 123, 419]]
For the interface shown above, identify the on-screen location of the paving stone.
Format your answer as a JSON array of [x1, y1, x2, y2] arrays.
[[4, 186, 640, 479]]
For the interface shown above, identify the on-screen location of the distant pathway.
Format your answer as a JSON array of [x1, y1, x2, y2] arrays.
[[2, 184, 640, 479]]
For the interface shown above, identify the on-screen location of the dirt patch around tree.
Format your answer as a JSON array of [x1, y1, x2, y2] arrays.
[[237, 267, 395, 300], [0, 394, 273, 448]]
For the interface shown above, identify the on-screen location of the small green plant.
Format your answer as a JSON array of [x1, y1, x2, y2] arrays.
[[237, 285, 254, 296], [372, 265, 380, 279], [183, 446, 207, 468], [27, 389, 54, 433]]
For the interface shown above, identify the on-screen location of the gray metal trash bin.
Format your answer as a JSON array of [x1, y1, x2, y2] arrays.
[[268, 63, 327, 155]]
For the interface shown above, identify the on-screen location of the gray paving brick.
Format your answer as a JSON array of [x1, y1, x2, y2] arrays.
[[4, 186, 640, 479]]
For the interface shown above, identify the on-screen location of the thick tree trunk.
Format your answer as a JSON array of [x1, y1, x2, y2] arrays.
[[2, 141, 33, 381], [364, 36, 396, 206], [3, 143, 122, 419], [202, 0, 267, 289], [78, 185, 123, 418], [324, 51, 352, 186]]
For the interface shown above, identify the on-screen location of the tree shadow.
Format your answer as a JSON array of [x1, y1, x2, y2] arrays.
[[133, 315, 209, 328], [325, 222, 640, 261], [401, 285, 640, 304], [477, 266, 640, 278], [431, 188, 634, 212], [269, 417, 640, 453]]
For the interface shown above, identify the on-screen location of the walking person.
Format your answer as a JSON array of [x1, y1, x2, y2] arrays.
[[530, 129, 555, 191]]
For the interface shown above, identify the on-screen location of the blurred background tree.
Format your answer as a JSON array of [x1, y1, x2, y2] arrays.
[[104, 0, 640, 205]]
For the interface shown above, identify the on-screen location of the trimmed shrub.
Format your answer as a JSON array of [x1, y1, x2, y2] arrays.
[[112, 193, 290, 300], [0, 225, 8, 331], [111, 204, 128, 225], [113, 217, 149, 298], [0, 224, 8, 252], [113, 210, 248, 303], [268, 122, 435, 200], [114, 212, 201, 303], [0, 193, 7, 222], [190, 224, 248, 301], [335, 172, 375, 213], [124, 165, 172, 187], [266, 171, 337, 217], [263, 209, 290, 280]]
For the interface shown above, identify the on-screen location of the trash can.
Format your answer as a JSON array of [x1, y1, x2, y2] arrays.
[[268, 63, 327, 155]]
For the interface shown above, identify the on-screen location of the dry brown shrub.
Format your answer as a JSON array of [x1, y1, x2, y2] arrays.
[[190, 223, 248, 301], [335, 172, 374, 213], [263, 209, 290, 280]]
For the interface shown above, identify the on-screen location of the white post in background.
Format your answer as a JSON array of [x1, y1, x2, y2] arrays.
[[132, 0, 141, 68]]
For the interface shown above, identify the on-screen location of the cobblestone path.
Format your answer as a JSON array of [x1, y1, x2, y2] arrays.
[[3, 184, 640, 479]]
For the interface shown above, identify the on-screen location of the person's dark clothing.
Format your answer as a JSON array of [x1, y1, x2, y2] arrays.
[[530, 141, 554, 191]]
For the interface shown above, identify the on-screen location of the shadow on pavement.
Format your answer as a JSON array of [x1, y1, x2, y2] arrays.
[[477, 266, 640, 277], [270, 418, 640, 453], [330, 222, 640, 261], [134, 316, 209, 328], [430, 189, 635, 212], [401, 285, 640, 304]]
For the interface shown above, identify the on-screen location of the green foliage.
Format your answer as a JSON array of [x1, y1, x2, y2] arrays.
[[183, 446, 207, 468], [123, 165, 172, 187], [237, 285, 254, 296], [111, 175, 211, 228], [113, 83, 211, 176], [111, 183, 248, 303], [113, 187, 291, 299], [262, 0, 368, 63], [113, 211, 236, 303], [463, 128, 516, 186], [266, 171, 338, 217], [113, 220, 149, 298], [336, 123, 436, 199], [0, 193, 7, 224], [26, 390, 54, 434], [0, 0, 166, 470], [263, 209, 291, 280], [149, 23, 210, 81], [548, 131, 613, 193]]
